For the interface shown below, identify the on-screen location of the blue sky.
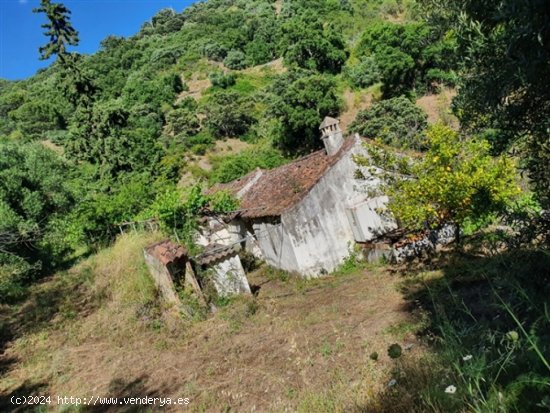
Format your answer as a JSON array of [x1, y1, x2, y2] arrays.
[[0, 0, 197, 80]]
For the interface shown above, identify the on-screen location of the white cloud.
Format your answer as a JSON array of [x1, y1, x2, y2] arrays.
[[19, 0, 29, 4]]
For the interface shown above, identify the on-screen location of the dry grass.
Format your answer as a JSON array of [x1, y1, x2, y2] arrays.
[[416, 88, 458, 128], [340, 88, 374, 132], [0, 235, 419, 412]]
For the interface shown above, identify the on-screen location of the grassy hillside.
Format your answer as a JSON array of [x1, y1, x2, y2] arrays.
[[1, 1, 548, 412], [0, 233, 422, 412]]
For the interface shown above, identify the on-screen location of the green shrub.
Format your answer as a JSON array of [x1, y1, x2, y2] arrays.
[[202, 42, 227, 62], [280, 13, 347, 74], [181, 133, 214, 150], [223, 50, 247, 70], [350, 96, 428, 149], [203, 91, 255, 138], [209, 71, 236, 89], [210, 147, 287, 184], [165, 106, 200, 136], [268, 71, 342, 154], [345, 56, 381, 89]]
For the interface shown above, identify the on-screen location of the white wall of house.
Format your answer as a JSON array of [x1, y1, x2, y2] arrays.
[[281, 148, 360, 276], [346, 196, 397, 242], [276, 137, 395, 277], [252, 219, 300, 273]]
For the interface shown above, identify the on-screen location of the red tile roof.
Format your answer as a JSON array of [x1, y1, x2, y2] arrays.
[[211, 137, 356, 219], [196, 243, 239, 266], [144, 239, 187, 265]]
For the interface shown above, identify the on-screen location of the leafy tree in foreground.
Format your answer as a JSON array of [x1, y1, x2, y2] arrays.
[[355, 125, 520, 241], [419, 0, 550, 207], [350, 96, 428, 150]]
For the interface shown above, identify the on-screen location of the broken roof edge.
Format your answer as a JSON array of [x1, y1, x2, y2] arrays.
[[195, 243, 240, 266], [144, 238, 188, 265], [244, 135, 360, 219]]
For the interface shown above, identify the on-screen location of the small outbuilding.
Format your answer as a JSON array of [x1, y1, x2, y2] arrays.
[[144, 238, 251, 306], [195, 243, 251, 296], [143, 239, 188, 305]]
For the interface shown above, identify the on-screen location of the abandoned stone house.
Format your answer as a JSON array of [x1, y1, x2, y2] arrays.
[[204, 117, 398, 277]]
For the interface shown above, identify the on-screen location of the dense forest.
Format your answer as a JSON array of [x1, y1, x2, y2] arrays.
[[0, 0, 548, 411]]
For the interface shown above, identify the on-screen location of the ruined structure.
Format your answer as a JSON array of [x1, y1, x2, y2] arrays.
[[208, 118, 397, 277], [144, 238, 250, 304], [143, 239, 188, 305], [195, 243, 251, 296]]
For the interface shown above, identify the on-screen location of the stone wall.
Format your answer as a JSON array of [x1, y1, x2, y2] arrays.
[[391, 223, 457, 263], [210, 254, 251, 296], [143, 250, 181, 306]]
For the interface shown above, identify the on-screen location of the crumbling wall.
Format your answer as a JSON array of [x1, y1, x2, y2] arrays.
[[143, 250, 181, 306], [391, 224, 457, 263], [210, 254, 251, 296]]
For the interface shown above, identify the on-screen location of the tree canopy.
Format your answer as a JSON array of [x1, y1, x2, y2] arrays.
[[268, 71, 342, 154], [355, 125, 520, 238], [350, 96, 428, 150], [419, 0, 550, 207], [33, 0, 79, 62]]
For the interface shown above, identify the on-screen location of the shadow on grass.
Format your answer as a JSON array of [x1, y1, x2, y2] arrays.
[[0, 380, 49, 413], [357, 248, 550, 413], [0, 263, 104, 406], [82, 374, 183, 413]]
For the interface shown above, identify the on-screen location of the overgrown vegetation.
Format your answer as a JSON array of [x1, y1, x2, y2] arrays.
[[355, 125, 520, 240], [371, 245, 550, 413], [350, 96, 428, 150], [1, 0, 549, 411], [4, 0, 462, 300]]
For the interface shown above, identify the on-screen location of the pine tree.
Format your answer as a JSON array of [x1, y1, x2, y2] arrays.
[[33, 0, 79, 63]]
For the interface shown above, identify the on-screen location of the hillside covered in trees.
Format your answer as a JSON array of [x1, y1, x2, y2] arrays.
[[0, 0, 463, 294], [1, 0, 549, 411]]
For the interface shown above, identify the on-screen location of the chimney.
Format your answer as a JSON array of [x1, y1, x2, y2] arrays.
[[319, 116, 344, 156]]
